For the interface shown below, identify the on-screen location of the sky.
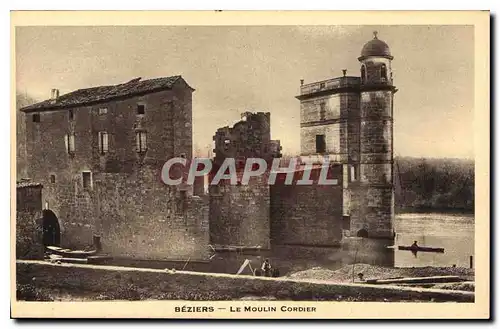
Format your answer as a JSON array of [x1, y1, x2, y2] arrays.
[[16, 25, 474, 159]]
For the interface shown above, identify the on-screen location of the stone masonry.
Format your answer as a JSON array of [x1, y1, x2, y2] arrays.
[[20, 76, 210, 261]]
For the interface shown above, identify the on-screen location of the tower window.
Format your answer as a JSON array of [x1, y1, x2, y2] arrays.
[[315, 135, 326, 154], [319, 102, 326, 121], [361, 65, 366, 84], [98, 131, 109, 154], [136, 131, 147, 153], [49, 174, 56, 184], [82, 171, 92, 189], [137, 104, 145, 115], [68, 109, 74, 121], [64, 134, 75, 154], [350, 165, 357, 182], [32, 113, 40, 123], [381, 64, 387, 81]]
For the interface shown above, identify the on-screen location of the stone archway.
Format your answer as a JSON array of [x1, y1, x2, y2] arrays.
[[42, 209, 61, 247]]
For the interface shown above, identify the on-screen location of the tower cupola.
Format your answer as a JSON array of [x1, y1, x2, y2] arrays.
[[359, 31, 394, 86]]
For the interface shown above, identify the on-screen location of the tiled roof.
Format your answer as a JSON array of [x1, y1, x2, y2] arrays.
[[16, 180, 43, 188], [21, 76, 193, 112]]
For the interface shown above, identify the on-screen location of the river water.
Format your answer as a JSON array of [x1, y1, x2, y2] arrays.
[[394, 212, 474, 268]]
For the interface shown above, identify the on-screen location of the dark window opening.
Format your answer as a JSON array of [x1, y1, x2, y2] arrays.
[[361, 65, 366, 84], [319, 82, 325, 89], [82, 172, 92, 189], [69, 109, 74, 121], [137, 104, 145, 115], [32, 113, 40, 123], [319, 102, 326, 121], [381, 64, 387, 81], [357, 229, 369, 238], [49, 174, 56, 184], [315, 135, 326, 154], [342, 215, 351, 230]]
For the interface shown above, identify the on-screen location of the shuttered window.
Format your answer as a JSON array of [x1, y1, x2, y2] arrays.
[[136, 131, 147, 153], [98, 131, 109, 154], [64, 134, 75, 154]]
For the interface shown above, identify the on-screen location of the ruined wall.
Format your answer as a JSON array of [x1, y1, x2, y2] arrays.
[[209, 174, 270, 249], [213, 112, 281, 166]]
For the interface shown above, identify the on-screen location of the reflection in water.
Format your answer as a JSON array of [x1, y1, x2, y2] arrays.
[[394, 213, 474, 268]]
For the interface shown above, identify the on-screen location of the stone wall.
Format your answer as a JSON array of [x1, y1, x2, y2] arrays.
[[209, 173, 270, 248], [270, 166, 343, 247], [16, 185, 44, 260], [16, 212, 44, 260], [43, 166, 209, 260]]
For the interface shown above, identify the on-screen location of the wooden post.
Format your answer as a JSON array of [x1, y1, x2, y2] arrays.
[[469, 255, 473, 269]]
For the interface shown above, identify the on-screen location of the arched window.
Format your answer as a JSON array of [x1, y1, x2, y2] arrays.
[[381, 64, 387, 81], [360, 65, 366, 84]]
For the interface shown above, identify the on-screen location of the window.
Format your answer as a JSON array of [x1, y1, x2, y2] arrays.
[[32, 113, 40, 123], [50, 174, 56, 184], [136, 131, 147, 153], [98, 131, 109, 154], [137, 104, 145, 115], [319, 82, 326, 89], [69, 109, 74, 121], [315, 135, 326, 154], [381, 64, 387, 81], [64, 134, 75, 154], [361, 65, 366, 84], [319, 102, 326, 121], [350, 165, 357, 182], [98, 107, 108, 115], [82, 172, 92, 189]]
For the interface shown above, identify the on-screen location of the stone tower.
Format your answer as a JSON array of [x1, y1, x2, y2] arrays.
[[296, 32, 396, 265], [349, 31, 396, 240]]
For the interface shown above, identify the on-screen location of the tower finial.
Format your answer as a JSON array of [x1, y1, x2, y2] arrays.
[[373, 31, 378, 39]]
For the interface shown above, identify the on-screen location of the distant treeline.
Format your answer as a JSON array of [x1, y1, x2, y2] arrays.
[[394, 156, 474, 213]]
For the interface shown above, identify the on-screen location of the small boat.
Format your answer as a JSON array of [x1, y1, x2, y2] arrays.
[[398, 245, 445, 253], [45, 246, 98, 258]]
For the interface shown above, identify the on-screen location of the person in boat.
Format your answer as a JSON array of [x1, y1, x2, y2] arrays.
[[411, 241, 419, 249], [261, 259, 272, 277]]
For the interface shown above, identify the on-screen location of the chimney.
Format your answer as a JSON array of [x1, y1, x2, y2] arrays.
[[342, 69, 347, 77], [50, 88, 60, 101], [300, 79, 304, 86]]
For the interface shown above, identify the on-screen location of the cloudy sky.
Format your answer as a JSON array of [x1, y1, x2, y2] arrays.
[[16, 25, 474, 159]]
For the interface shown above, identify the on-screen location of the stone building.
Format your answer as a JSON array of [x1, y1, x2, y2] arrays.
[[296, 32, 396, 264], [20, 76, 209, 261]]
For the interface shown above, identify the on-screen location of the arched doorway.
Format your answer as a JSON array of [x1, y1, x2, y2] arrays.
[[42, 209, 61, 246]]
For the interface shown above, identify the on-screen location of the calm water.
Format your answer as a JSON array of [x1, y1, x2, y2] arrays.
[[394, 213, 474, 268]]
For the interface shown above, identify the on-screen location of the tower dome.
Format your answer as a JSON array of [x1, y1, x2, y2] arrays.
[[359, 31, 393, 60]]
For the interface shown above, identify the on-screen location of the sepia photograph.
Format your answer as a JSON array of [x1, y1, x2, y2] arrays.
[[10, 10, 490, 319]]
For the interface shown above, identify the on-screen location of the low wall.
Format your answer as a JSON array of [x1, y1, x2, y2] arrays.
[[16, 260, 474, 302], [16, 212, 44, 260]]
